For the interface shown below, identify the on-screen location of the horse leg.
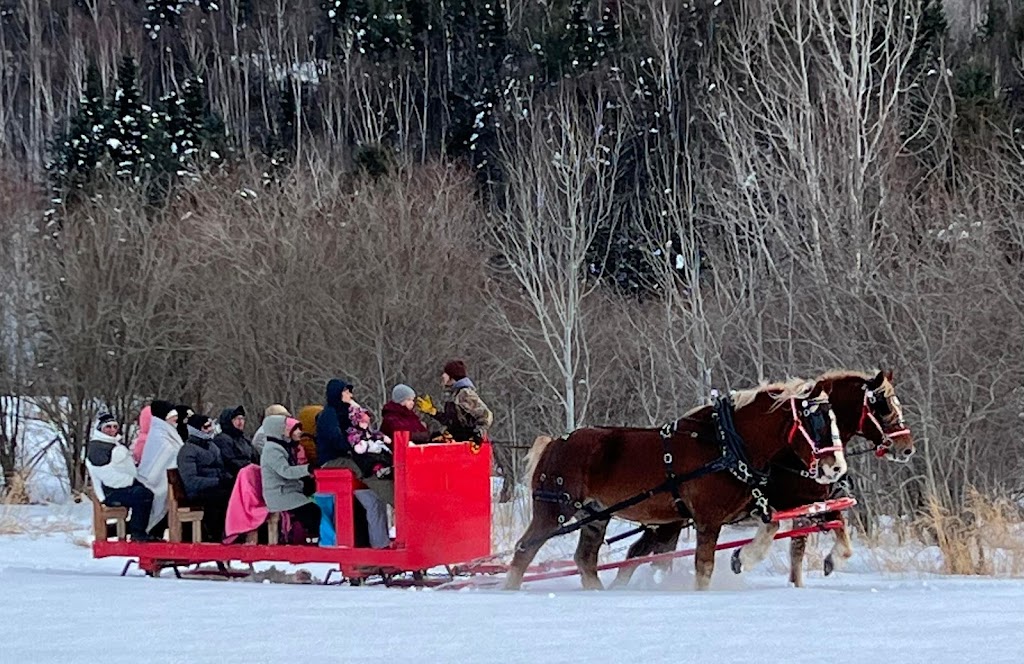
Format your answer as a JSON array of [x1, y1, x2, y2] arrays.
[[648, 522, 685, 578], [574, 514, 610, 590], [694, 523, 722, 591], [789, 536, 807, 588], [730, 520, 780, 574], [610, 527, 658, 588], [505, 503, 560, 591], [823, 514, 853, 576]]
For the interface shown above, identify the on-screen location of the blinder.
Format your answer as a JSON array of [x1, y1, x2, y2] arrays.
[[789, 396, 842, 459], [860, 387, 911, 457]]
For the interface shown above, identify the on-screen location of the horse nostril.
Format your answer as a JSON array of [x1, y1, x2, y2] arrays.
[[903, 448, 913, 456]]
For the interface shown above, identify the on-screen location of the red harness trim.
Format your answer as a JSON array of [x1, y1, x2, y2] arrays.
[[858, 391, 911, 457]]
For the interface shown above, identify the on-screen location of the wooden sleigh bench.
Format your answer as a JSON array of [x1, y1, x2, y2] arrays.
[[167, 468, 204, 543], [87, 487, 129, 541]]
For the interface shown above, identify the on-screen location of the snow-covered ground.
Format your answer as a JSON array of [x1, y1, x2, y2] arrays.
[[2, 503, 1023, 663]]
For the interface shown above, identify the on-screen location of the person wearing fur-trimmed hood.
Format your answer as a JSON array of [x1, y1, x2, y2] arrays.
[[86, 413, 156, 541]]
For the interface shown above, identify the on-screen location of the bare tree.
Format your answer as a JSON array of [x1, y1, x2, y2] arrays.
[[489, 82, 624, 433], [0, 171, 40, 493], [31, 179, 197, 492]]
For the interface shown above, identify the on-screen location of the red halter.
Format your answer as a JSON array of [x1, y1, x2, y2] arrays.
[[857, 390, 911, 458], [786, 397, 843, 477]]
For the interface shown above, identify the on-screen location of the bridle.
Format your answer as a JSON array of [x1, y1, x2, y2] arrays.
[[857, 387, 912, 459], [786, 395, 843, 477]]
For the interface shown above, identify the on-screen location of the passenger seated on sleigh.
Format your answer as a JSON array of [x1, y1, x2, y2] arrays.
[[346, 404, 393, 480]]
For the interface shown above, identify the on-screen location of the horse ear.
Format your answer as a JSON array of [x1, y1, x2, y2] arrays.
[[807, 381, 825, 399], [868, 370, 884, 389], [884, 369, 894, 383]]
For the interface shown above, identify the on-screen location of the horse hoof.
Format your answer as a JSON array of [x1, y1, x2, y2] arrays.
[[731, 548, 743, 574], [823, 555, 834, 577]]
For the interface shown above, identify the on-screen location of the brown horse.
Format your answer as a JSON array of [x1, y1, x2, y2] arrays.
[[505, 378, 846, 591], [610, 369, 914, 588]]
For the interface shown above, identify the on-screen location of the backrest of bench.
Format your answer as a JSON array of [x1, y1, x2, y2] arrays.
[[167, 468, 188, 508]]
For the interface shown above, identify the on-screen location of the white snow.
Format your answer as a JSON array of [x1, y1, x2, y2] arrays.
[[2, 503, 1023, 662]]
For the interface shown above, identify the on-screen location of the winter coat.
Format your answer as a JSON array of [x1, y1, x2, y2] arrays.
[[130, 406, 152, 465], [177, 433, 232, 500], [136, 416, 184, 531], [85, 431, 138, 502], [432, 378, 494, 442], [315, 380, 354, 464], [213, 408, 258, 478], [260, 415, 313, 513], [380, 401, 431, 444], [252, 424, 268, 457], [297, 405, 322, 466]]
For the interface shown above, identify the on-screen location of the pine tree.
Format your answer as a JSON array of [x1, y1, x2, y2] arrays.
[[46, 63, 111, 207], [331, 0, 415, 55], [153, 75, 222, 182], [566, 0, 596, 71], [107, 55, 147, 182], [446, 0, 508, 184], [144, 0, 220, 41]]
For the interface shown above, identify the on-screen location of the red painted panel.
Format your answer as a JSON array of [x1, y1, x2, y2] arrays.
[[93, 430, 494, 576]]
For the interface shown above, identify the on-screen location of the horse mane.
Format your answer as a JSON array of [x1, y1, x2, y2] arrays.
[[817, 369, 896, 398], [524, 435, 556, 485], [731, 377, 817, 411], [817, 369, 872, 382]]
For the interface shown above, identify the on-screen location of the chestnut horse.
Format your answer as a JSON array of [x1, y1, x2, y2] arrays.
[[505, 379, 846, 591], [610, 369, 913, 588]]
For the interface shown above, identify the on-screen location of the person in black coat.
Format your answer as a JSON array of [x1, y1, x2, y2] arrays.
[[212, 405, 258, 479], [317, 378, 394, 506], [315, 379, 354, 465], [177, 414, 233, 541]]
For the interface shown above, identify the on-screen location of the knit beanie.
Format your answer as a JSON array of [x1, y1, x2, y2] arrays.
[[150, 400, 174, 420], [391, 384, 415, 403], [96, 412, 118, 431], [443, 360, 468, 381]]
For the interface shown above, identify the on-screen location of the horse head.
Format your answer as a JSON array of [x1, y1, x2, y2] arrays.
[[862, 369, 914, 462], [778, 381, 847, 484]]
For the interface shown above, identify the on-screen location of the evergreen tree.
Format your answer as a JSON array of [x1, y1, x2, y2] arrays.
[[47, 63, 110, 205], [447, 0, 509, 184], [328, 0, 415, 55], [145, 0, 219, 40], [107, 55, 148, 182]]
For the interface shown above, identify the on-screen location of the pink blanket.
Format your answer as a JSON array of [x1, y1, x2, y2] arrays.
[[223, 465, 269, 542]]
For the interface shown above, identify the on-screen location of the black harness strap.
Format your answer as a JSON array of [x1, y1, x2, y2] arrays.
[[520, 457, 740, 551], [522, 394, 792, 552], [659, 420, 690, 519], [712, 394, 773, 523]]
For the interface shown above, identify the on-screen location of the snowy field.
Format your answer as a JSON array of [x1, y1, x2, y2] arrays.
[[2, 503, 1023, 663]]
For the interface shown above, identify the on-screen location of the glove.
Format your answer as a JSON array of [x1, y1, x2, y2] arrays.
[[415, 395, 437, 416], [429, 430, 454, 444]]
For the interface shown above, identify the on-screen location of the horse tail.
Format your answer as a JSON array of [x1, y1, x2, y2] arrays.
[[524, 435, 556, 488]]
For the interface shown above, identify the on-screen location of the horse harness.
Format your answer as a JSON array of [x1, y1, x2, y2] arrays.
[[523, 392, 835, 550]]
